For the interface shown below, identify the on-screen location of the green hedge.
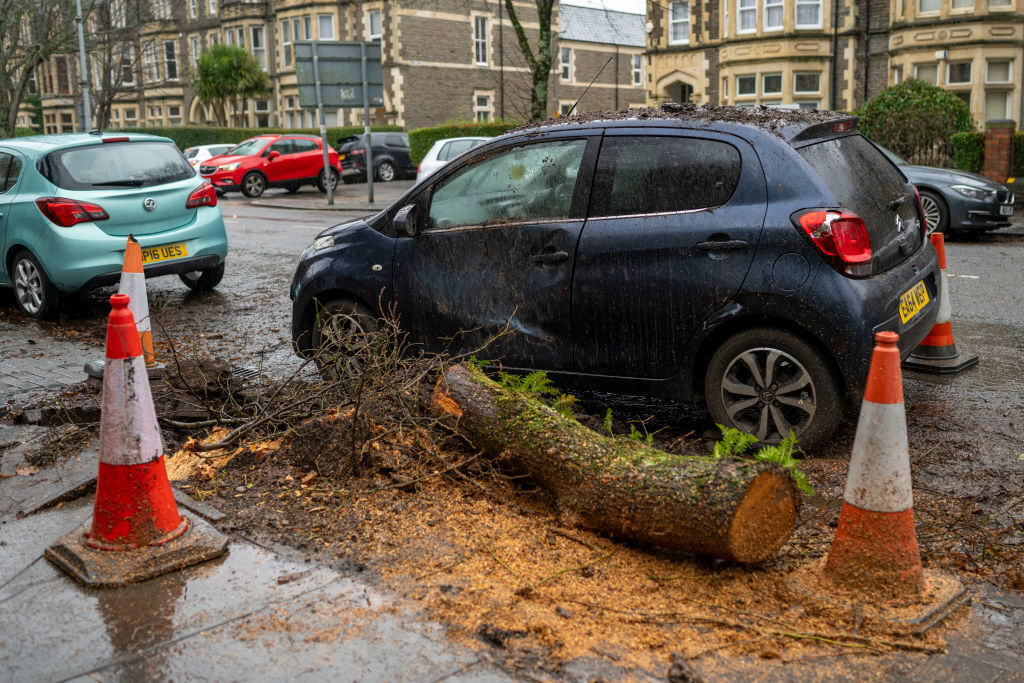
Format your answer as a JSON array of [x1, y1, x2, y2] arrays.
[[950, 131, 985, 173], [15, 127, 37, 137], [408, 121, 520, 165], [950, 131, 1024, 177], [116, 125, 403, 150], [1015, 132, 1024, 177]]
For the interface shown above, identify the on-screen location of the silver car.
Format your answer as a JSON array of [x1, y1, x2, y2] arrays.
[[415, 136, 490, 184]]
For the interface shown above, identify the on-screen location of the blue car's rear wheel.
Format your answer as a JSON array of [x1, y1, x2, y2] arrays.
[[11, 250, 61, 320], [179, 261, 225, 292]]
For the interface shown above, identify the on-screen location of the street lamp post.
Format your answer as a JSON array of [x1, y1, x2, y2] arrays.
[[75, 0, 91, 131]]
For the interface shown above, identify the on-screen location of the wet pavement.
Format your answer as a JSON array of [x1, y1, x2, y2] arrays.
[[1, 193, 1023, 680]]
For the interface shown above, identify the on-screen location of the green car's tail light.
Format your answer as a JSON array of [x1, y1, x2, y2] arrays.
[[186, 181, 218, 209], [35, 197, 110, 227]]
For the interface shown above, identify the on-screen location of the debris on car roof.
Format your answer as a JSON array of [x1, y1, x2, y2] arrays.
[[514, 102, 850, 139]]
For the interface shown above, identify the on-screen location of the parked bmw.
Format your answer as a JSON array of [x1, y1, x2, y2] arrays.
[[291, 106, 939, 449], [0, 132, 227, 319], [877, 145, 1014, 234]]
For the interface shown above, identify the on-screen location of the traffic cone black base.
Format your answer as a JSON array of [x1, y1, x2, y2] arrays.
[[785, 560, 969, 636], [45, 510, 227, 588], [903, 348, 979, 375]]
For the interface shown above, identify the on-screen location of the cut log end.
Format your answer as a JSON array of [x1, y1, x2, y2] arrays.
[[727, 469, 799, 563]]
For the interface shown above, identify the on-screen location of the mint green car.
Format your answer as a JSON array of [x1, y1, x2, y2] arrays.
[[0, 132, 228, 318]]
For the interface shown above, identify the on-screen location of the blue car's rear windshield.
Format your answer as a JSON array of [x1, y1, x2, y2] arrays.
[[41, 141, 194, 190]]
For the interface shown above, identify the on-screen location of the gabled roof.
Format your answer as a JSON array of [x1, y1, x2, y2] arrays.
[[559, 4, 646, 48]]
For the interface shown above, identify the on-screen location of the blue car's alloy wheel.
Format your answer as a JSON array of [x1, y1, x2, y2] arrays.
[[12, 251, 58, 319]]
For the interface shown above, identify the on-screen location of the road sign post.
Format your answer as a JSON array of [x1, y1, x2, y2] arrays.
[[295, 41, 383, 205], [310, 42, 334, 205]]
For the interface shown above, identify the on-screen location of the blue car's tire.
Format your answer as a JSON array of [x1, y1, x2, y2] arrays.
[[11, 250, 62, 320], [179, 261, 225, 292]]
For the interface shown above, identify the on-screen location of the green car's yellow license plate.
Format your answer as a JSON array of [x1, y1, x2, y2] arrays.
[[898, 280, 929, 324], [141, 243, 188, 265]]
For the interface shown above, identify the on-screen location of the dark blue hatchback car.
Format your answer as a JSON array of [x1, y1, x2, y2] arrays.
[[291, 105, 939, 450]]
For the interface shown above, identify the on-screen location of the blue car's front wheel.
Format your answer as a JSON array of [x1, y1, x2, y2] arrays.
[[12, 250, 62, 320]]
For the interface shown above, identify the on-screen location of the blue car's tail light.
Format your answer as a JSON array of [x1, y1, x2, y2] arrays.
[[186, 181, 218, 209], [35, 197, 109, 227]]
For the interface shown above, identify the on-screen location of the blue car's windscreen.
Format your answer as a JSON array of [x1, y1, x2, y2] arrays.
[[42, 141, 195, 190]]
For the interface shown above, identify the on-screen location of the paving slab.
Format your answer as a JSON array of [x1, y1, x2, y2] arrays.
[[0, 320, 97, 407], [0, 498, 512, 682]]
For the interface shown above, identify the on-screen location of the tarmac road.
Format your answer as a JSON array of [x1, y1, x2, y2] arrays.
[[1, 189, 1023, 680]]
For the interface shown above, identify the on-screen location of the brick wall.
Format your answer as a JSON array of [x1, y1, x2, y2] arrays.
[[984, 121, 1016, 183]]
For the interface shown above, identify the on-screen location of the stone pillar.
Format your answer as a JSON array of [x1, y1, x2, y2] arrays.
[[983, 119, 1016, 184]]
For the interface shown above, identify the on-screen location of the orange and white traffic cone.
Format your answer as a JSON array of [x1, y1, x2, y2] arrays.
[[785, 331, 968, 633], [47, 294, 227, 586], [118, 235, 157, 368], [904, 232, 978, 374], [824, 331, 923, 598]]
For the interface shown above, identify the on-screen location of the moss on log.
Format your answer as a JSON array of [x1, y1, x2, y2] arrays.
[[432, 364, 799, 563]]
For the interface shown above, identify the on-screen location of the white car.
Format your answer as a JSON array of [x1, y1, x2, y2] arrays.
[[183, 144, 235, 169], [415, 136, 491, 183]]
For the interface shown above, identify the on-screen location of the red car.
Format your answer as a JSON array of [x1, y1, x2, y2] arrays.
[[199, 134, 341, 198]]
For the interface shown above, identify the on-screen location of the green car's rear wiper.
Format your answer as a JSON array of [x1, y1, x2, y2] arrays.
[[92, 179, 146, 187]]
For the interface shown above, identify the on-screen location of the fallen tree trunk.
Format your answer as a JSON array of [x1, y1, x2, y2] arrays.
[[432, 365, 799, 563]]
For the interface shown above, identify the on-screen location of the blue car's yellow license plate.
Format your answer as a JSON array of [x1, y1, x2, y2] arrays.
[[141, 242, 188, 265], [898, 280, 929, 324]]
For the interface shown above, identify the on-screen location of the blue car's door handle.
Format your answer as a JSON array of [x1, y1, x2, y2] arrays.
[[696, 239, 747, 251], [533, 250, 569, 264]]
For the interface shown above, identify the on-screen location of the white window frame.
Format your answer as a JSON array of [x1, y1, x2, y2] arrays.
[[124, 108, 137, 123], [473, 92, 492, 122], [723, 0, 729, 37], [303, 16, 311, 41], [317, 14, 335, 40], [163, 40, 178, 81], [892, 65, 902, 84], [560, 47, 572, 82], [722, 76, 728, 98], [143, 42, 159, 83], [793, 72, 821, 94], [236, 27, 245, 47], [224, 29, 233, 46], [737, 0, 757, 34], [367, 9, 382, 41], [632, 54, 642, 87], [984, 91, 1011, 120], [251, 26, 266, 69], [946, 61, 972, 85], [558, 100, 574, 116], [918, 0, 940, 12], [111, 0, 126, 28], [189, 0, 197, 19], [985, 60, 1012, 84], [763, 0, 783, 31], [208, 0, 216, 14], [914, 63, 938, 84], [192, 36, 201, 66], [474, 16, 488, 66], [280, 19, 292, 67], [762, 72, 783, 95], [795, 0, 822, 29], [795, 100, 820, 110], [988, 0, 1012, 8], [950, 0, 973, 9], [119, 47, 134, 86], [669, 1, 690, 45], [736, 74, 757, 96]]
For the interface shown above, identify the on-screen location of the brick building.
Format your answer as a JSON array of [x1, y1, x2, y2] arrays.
[[33, 0, 645, 133], [645, 0, 1024, 126]]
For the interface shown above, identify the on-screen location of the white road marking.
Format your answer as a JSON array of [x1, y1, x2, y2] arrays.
[[947, 274, 980, 279]]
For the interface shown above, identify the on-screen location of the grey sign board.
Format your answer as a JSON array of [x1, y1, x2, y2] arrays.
[[295, 41, 384, 109]]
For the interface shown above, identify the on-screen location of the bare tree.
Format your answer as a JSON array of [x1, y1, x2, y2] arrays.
[[504, 0, 554, 121], [0, 0, 81, 137], [86, 0, 147, 129]]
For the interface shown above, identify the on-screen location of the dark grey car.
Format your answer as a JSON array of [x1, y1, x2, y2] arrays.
[[878, 146, 1015, 234]]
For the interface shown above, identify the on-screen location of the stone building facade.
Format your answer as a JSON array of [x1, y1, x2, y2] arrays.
[[34, 0, 645, 133], [645, 0, 1024, 126]]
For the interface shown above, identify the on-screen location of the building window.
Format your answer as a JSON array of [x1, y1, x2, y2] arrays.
[[736, 74, 756, 95], [367, 9, 382, 41], [145, 42, 159, 82], [251, 26, 265, 69], [796, 100, 820, 109], [950, 0, 973, 7], [723, 0, 729, 37], [669, 2, 690, 44], [208, 0, 216, 14], [988, 0, 1012, 6], [164, 41, 178, 81], [281, 20, 292, 66], [632, 55, 642, 86], [237, 27, 245, 47], [224, 29, 232, 46], [120, 47, 134, 85], [914, 63, 937, 85], [762, 73, 782, 95], [918, 0, 940, 11], [954, 92, 970, 108], [559, 101, 574, 116], [318, 14, 334, 40], [947, 62, 971, 85], [210, 33, 219, 46], [474, 93, 492, 122], [985, 91, 1010, 120], [189, 0, 197, 18], [169, 105, 181, 118], [892, 65, 902, 84], [192, 37, 201, 66], [303, 16, 311, 41], [111, 0, 126, 28], [764, 0, 783, 30], [795, 0, 821, 28], [474, 16, 488, 65], [560, 47, 572, 82], [154, 0, 171, 20], [738, 0, 756, 33], [794, 72, 820, 94], [986, 60, 1012, 83], [721, 77, 728, 98], [55, 56, 70, 93]]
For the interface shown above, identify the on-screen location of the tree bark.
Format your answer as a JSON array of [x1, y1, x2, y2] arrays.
[[433, 365, 800, 563]]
